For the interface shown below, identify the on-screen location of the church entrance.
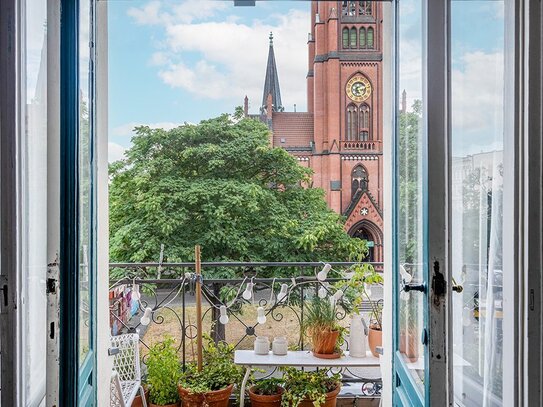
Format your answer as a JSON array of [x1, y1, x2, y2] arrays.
[[348, 220, 382, 262]]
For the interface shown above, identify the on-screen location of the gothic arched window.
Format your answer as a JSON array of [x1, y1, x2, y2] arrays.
[[342, 28, 349, 49], [358, 1, 372, 15], [359, 27, 366, 48], [350, 27, 357, 48], [359, 104, 371, 140], [367, 27, 375, 48], [351, 165, 369, 198], [347, 104, 358, 140]]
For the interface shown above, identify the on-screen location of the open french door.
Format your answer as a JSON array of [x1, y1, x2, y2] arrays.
[[59, 0, 98, 405], [392, 0, 523, 406]]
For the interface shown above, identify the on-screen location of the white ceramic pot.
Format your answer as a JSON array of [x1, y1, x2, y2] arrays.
[[348, 313, 367, 358], [272, 337, 288, 355], [254, 336, 270, 355]]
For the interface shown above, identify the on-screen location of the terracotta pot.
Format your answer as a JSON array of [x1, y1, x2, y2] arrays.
[[149, 402, 180, 407], [311, 329, 340, 355], [249, 386, 283, 407], [368, 326, 382, 357], [132, 387, 150, 407], [297, 384, 341, 407], [400, 331, 419, 363], [178, 383, 234, 407]]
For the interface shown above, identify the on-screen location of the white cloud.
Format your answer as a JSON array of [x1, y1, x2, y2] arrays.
[[452, 51, 504, 132], [127, 1, 309, 112], [127, 1, 164, 26], [111, 121, 186, 138], [108, 142, 127, 163]]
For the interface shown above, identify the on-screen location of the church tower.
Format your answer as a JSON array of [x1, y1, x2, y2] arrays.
[[308, 1, 383, 261], [249, 1, 384, 261]]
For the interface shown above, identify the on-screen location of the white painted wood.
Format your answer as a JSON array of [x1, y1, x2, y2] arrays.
[[381, 1, 394, 406], [234, 350, 380, 367], [46, 0, 61, 404], [427, 0, 450, 405], [96, 1, 110, 406]]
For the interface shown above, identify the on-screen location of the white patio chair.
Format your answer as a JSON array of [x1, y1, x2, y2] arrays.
[[110, 333, 147, 407]]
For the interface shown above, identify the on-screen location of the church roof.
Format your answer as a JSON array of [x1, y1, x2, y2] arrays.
[[272, 112, 314, 150], [261, 33, 284, 112]]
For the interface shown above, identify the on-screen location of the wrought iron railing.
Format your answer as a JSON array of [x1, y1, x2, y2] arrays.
[[109, 262, 383, 397]]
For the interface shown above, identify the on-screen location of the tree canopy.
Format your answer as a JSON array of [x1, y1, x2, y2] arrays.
[[109, 112, 366, 276]]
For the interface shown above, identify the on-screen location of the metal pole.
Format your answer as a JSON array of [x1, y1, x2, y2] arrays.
[[195, 245, 203, 371]]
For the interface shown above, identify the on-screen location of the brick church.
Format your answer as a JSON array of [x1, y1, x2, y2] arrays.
[[244, 1, 383, 262]]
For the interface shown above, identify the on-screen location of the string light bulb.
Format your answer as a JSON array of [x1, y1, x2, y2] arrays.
[[318, 285, 328, 299], [219, 305, 229, 324], [277, 284, 289, 303], [242, 282, 254, 301], [257, 307, 267, 324], [364, 283, 372, 297], [333, 290, 344, 301], [317, 263, 331, 282], [399, 264, 413, 284], [140, 307, 153, 326]]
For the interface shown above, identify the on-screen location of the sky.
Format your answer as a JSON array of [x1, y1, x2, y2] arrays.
[[108, 0, 506, 162], [108, 0, 310, 161]]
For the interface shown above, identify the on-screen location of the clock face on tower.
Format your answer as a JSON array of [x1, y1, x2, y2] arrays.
[[346, 75, 372, 102]]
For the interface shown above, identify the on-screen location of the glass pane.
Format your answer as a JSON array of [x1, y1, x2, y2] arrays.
[[451, 1, 505, 405], [22, 0, 48, 403], [79, 0, 93, 365], [397, 0, 425, 393]]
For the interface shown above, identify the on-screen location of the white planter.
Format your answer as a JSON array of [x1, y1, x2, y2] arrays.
[[254, 336, 270, 355], [349, 313, 367, 358], [272, 337, 288, 355]]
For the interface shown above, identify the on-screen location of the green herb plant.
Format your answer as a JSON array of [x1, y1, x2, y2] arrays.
[[179, 335, 244, 395], [302, 297, 346, 352], [281, 368, 340, 407], [146, 337, 182, 406], [251, 378, 284, 396]]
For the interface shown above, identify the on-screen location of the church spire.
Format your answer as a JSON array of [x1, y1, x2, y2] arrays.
[[261, 32, 284, 113]]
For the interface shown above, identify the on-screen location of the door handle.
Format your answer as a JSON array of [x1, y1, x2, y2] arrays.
[[402, 283, 426, 293]]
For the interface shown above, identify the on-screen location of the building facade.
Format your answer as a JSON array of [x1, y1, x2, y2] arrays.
[[246, 1, 384, 261]]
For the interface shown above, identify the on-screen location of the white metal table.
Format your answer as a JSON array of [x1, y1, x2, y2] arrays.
[[234, 350, 381, 407]]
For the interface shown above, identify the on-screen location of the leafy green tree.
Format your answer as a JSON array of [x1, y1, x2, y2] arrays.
[[109, 112, 366, 277], [398, 100, 423, 264]]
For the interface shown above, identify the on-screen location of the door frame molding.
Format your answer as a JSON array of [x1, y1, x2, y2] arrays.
[[59, 0, 81, 404], [0, 0, 21, 404]]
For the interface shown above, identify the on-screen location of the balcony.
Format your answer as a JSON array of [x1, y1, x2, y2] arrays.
[[109, 262, 384, 406]]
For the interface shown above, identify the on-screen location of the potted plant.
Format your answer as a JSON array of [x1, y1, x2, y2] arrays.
[[132, 384, 149, 407], [302, 297, 345, 359], [335, 262, 383, 357], [177, 336, 244, 407], [146, 337, 182, 407], [281, 368, 341, 407], [248, 378, 284, 407]]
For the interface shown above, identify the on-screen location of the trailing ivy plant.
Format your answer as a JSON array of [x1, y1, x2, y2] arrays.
[[146, 337, 182, 406], [251, 377, 284, 396], [281, 368, 340, 407], [179, 335, 244, 395]]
